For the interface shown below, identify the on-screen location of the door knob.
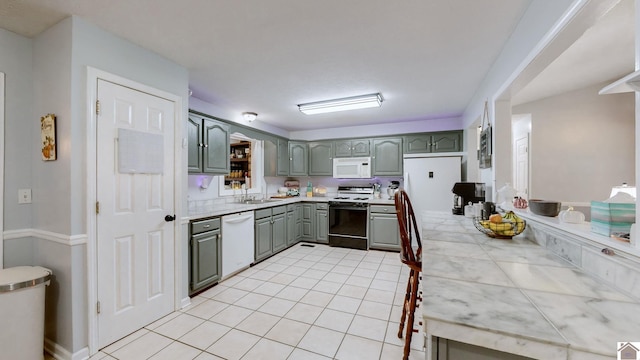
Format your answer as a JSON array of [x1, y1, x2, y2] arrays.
[[164, 214, 176, 222]]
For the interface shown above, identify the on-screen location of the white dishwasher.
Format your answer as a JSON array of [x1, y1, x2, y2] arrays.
[[221, 211, 255, 279]]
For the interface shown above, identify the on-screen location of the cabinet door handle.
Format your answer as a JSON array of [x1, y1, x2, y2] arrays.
[[204, 144, 208, 148], [165, 214, 176, 222]]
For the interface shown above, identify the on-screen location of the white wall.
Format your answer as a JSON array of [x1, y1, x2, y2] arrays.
[[462, 0, 579, 129], [2, 15, 191, 356], [513, 82, 635, 202], [290, 116, 464, 141], [0, 28, 34, 231]]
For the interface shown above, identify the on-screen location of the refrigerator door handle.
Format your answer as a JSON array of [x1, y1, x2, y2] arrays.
[[404, 172, 410, 194]]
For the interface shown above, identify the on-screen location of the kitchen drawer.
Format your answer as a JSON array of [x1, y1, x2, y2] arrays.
[[287, 204, 297, 212], [272, 205, 287, 215], [255, 208, 272, 220], [370, 205, 395, 214], [316, 203, 328, 210], [191, 217, 220, 235]]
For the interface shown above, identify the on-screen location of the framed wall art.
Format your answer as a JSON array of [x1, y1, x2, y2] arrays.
[[478, 101, 492, 169], [41, 113, 57, 161]]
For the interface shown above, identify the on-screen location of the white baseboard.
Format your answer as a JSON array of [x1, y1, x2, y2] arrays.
[[181, 296, 191, 309], [3, 228, 87, 246], [44, 338, 89, 360]]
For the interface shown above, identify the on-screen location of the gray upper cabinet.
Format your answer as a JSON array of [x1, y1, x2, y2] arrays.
[[289, 141, 308, 176], [308, 141, 334, 176], [334, 139, 370, 158], [187, 116, 202, 172], [404, 131, 462, 154], [372, 138, 403, 176], [188, 114, 230, 174], [277, 139, 290, 176], [263, 139, 277, 177]]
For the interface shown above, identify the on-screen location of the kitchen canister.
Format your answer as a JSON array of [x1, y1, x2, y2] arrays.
[[464, 202, 474, 218], [473, 202, 483, 218]]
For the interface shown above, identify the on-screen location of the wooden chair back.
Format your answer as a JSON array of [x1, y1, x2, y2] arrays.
[[394, 190, 422, 271]]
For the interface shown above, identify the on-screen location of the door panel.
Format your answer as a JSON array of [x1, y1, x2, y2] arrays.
[[515, 136, 529, 197], [96, 79, 175, 348]]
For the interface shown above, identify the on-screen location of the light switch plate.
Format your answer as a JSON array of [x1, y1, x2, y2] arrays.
[[18, 189, 32, 204]]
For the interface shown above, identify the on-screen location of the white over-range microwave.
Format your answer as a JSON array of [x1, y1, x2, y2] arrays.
[[332, 157, 372, 179]]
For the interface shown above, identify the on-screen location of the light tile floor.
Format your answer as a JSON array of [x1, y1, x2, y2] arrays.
[[79, 243, 426, 360]]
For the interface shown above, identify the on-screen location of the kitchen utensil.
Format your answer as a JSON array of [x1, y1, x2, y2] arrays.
[[387, 187, 399, 200], [373, 183, 381, 198], [528, 199, 561, 217], [481, 202, 496, 220], [464, 202, 474, 218]]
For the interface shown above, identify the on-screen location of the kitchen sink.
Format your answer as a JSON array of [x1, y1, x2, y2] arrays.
[[243, 199, 284, 204]]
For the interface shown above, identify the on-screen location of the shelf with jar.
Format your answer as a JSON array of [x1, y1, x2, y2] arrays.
[[226, 141, 252, 189]]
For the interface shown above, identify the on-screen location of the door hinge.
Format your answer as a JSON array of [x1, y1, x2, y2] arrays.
[[97, 301, 101, 314], [96, 100, 101, 115], [96, 201, 100, 214]]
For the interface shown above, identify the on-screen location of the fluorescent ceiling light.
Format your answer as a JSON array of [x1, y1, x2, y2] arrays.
[[298, 93, 383, 115]]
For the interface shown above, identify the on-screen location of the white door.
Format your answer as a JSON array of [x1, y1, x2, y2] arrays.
[[515, 135, 529, 198], [96, 79, 175, 348]]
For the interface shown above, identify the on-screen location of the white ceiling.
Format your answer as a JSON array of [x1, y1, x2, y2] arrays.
[[0, 0, 632, 131], [512, 0, 635, 106]]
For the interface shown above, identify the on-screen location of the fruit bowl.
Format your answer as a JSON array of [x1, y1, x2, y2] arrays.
[[473, 212, 526, 239]]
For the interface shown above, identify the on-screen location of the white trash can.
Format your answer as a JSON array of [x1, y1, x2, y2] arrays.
[[0, 266, 52, 360]]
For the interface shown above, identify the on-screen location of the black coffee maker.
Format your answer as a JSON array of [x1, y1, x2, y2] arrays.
[[452, 182, 486, 215]]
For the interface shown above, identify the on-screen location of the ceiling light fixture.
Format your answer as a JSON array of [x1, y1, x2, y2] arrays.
[[298, 93, 383, 115], [242, 112, 257, 122]]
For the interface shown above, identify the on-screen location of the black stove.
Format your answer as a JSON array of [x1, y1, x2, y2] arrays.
[[328, 185, 375, 250]]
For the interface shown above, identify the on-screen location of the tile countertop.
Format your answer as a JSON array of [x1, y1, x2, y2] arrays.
[[187, 196, 396, 220], [421, 211, 640, 360]]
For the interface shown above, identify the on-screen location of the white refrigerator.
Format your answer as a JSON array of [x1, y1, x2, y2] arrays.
[[403, 156, 461, 225]]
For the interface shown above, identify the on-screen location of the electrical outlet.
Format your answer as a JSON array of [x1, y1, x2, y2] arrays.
[[18, 189, 32, 204]]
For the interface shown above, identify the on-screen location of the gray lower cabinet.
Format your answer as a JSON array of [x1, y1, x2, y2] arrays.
[[372, 138, 403, 176], [189, 218, 222, 295], [301, 203, 316, 241], [308, 141, 334, 176], [369, 205, 400, 251], [287, 204, 301, 246], [272, 209, 287, 253], [315, 203, 329, 243], [295, 204, 303, 240], [255, 214, 273, 262], [255, 206, 287, 262]]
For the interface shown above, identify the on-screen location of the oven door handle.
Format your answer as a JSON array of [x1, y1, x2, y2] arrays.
[[329, 206, 368, 211]]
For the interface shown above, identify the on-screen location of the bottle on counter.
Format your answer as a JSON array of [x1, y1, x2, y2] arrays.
[[307, 181, 313, 197]]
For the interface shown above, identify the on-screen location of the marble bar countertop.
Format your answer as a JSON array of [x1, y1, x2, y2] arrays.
[[421, 211, 640, 360], [187, 196, 395, 220]]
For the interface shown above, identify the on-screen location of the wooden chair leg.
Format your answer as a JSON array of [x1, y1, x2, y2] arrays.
[[402, 269, 422, 360], [397, 268, 414, 338]]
